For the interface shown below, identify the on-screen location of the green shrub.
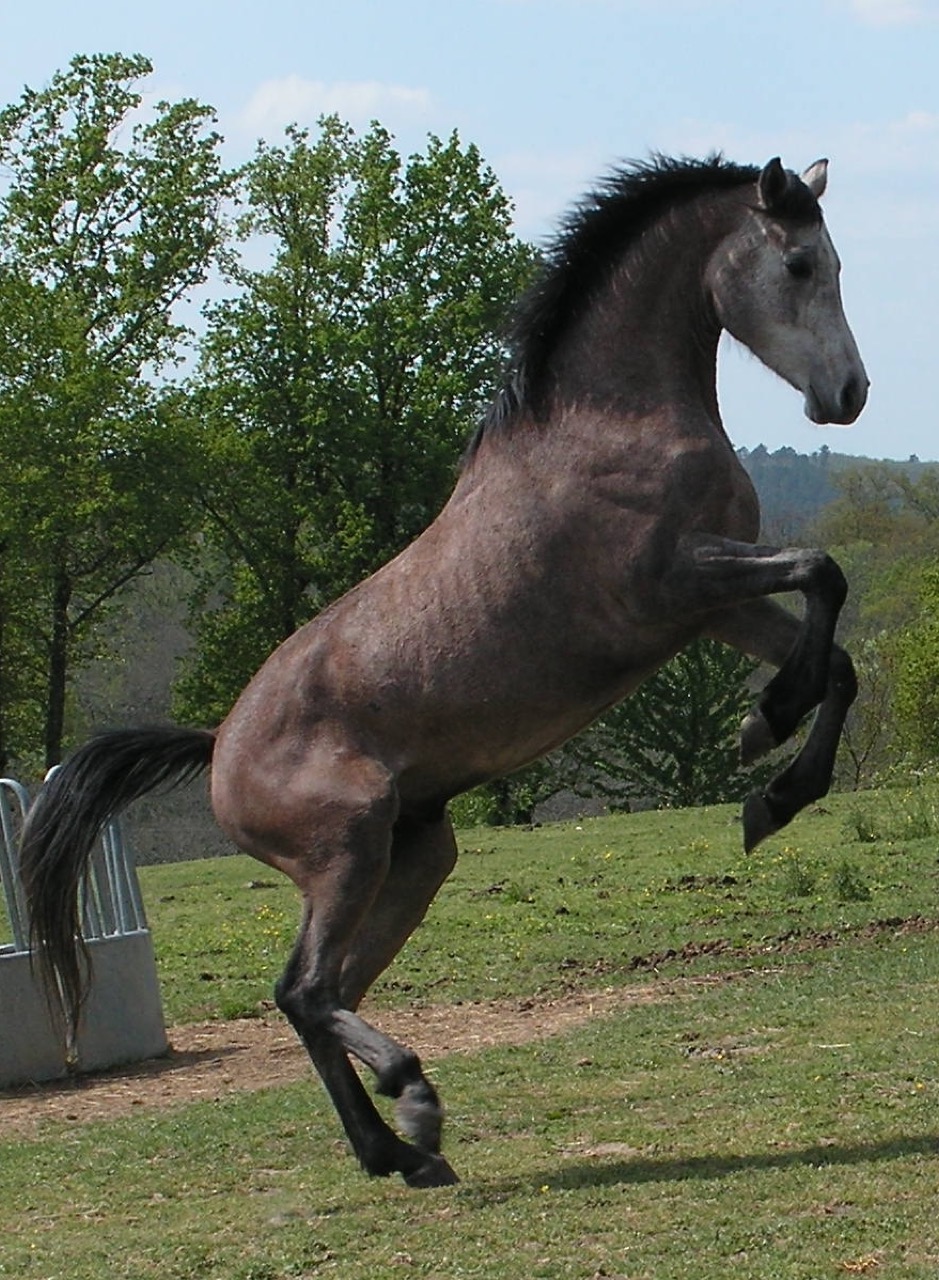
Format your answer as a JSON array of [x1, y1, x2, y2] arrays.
[[830, 858, 872, 903]]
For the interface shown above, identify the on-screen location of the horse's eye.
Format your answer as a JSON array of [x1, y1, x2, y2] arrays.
[[785, 252, 814, 281]]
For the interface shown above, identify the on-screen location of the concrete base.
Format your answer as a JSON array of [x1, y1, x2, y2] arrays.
[[0, 931, 167, 1088], [0, 948, 68, 1085], [76, 932, 168, 1073]]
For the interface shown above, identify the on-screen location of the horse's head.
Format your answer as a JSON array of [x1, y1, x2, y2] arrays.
[[706, 158, 868, 425]]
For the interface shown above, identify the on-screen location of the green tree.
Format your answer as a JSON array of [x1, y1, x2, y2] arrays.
[[893, 564, 939, 763], [810, 464, 920, 554], [176, 117, 535, 724], [458, 639, 771, 826], [0, 53, 231, 769], [571, 638, 773, 811], [837, 633, 899, 789], [809, 464, 939, 781]]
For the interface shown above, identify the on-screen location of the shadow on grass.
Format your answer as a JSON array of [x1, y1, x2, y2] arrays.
[[0, 1041, 244, 1104], [462, 1133, 939, 1202]]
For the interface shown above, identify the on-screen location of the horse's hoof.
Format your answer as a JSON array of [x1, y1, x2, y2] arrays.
[[403, 1154, 460, 1189], [740, 708, 778, 765], [743, 792, 783, 852]]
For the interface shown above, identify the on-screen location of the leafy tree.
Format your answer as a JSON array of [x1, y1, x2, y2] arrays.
[[808, 464, 939, 779], [739, 444, 839, 542], [176, 117, 535, 724], [893, 564, 939, 763], [836, 634, 900, 789], [0, 53, 231, 769], [809, 464, 920, 553], [459, 639, 771, 825], [571, 638, 772, 811]]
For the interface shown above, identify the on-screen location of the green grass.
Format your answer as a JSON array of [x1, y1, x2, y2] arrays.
[[4, 785, 939, 1278], [139, 787, 939, 1024], [3, 931, 939, 1278]]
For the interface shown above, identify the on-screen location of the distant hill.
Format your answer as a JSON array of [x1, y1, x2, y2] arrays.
[[737, 444, 938, 541]]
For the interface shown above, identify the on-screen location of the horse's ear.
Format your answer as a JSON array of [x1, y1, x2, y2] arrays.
[[757, 157, 788, 212], [801, 158, 829, 200]]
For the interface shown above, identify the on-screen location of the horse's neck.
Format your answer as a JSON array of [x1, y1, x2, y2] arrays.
[[553, 216, 728, 426]]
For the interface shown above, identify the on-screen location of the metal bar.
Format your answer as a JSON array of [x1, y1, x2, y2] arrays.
[[0, 778, 30, 951], [2, 772, 149, 947], [88, 837, 117, 938], [104, 820, 147, 932]]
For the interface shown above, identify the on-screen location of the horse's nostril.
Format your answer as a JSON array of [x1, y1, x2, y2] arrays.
[[841, 374, 865, 420]]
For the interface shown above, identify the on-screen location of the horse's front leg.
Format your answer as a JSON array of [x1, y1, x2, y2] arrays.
[[703, 597, 857, 850], [672, 535, 850, 757]]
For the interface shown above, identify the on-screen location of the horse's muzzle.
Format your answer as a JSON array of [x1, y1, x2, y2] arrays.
[[805, 372, 869, 425]]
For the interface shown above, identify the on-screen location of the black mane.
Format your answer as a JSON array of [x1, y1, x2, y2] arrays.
[[471, 153, 821, 450]]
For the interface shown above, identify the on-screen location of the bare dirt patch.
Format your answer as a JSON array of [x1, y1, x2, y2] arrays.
[[626, 915, 939, 972], [0, 980, 692, 1139], [6, 918, 933, 1142]]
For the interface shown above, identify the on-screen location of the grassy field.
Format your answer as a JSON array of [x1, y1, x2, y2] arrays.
[[3, 782, 939, 1278], [139, 784, 939, 1025]]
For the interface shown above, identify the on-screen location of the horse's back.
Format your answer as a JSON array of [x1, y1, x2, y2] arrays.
[[210, 415, 757, 848]]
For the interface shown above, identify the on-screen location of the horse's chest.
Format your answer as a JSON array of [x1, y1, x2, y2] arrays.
[[711, 465, 761, 541], [585, 440, 760, 545], [658, 438, 761, 541]]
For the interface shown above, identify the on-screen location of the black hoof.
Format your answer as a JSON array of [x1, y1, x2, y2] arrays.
[[743, 792, 784, 852], [403, 1153, 460, 1189], [740, 708, 779, 765]]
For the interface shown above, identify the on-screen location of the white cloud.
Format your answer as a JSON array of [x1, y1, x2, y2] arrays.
[[843, 0, 936, 24], [499, 107, 939, 251], [810, 110, 939, 181], [496, 146, 611, 238], [648, 108, 939, 183], [240, 75, 433, 139]]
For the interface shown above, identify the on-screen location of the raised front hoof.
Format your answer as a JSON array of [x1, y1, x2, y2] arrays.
[[743, 792, 785, 853], [403, 1153, 460, 1189], [740, 708, 779, 766]]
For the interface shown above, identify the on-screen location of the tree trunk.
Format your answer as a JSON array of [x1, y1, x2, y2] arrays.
[[0, 551, 12, 775], [44, 566, 71, 770], [0, 603, 7, 776]]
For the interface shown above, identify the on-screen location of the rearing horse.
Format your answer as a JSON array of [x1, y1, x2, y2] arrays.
[[20, 154, 867, 1188]]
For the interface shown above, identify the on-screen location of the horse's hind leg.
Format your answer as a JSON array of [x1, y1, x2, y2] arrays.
[[273, 783, 458, 1187], [338, 814, 458, 1160]]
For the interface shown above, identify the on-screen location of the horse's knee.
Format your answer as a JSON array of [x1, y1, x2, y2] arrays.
[[829, 645, 857, 705], [814, 551, 848, 611], [275, 971, 326, 1030]]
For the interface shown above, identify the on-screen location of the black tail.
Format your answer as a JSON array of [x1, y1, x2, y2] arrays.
[[19, 726, 216, 1038]]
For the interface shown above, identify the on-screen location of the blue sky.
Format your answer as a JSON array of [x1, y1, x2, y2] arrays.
[[3, 0, 939, 461]]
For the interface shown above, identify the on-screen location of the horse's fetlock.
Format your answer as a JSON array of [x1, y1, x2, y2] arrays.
[[396, 1079, 444, 1152], [359, 1135, 404, 1179], [741, 705, 780, 763], [376, 1048, 425, 1099]]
